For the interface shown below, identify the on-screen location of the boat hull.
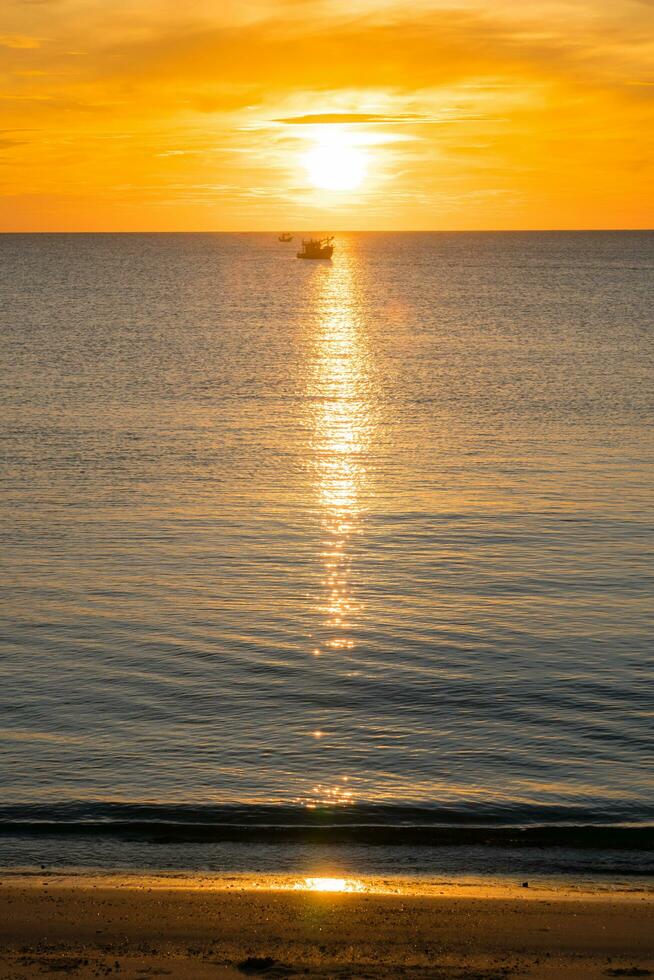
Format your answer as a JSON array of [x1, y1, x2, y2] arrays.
[[297, 247, 333, 259]]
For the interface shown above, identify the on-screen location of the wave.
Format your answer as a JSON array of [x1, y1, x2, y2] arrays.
[[0, 803, 651, 850]]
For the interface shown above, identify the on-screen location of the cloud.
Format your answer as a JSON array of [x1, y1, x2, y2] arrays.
[[88, 14, 542, 92], [275, 113, 426, 124], [0, 0, 652, 229], [61, 3, 654, 114], [0, 33, 42, 48]]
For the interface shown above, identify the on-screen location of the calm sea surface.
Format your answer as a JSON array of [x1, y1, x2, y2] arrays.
[[1, 232, 653, 865]]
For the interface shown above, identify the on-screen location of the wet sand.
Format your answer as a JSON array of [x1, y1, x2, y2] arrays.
[[0, 874, 652, 978]]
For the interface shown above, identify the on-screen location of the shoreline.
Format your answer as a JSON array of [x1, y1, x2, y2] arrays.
[[2, 869, 654, 899], [1, 873, 652, 978]]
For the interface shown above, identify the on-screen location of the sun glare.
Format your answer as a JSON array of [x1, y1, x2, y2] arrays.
[[295, 877, 365, 893], [304, 131, 368, 192]]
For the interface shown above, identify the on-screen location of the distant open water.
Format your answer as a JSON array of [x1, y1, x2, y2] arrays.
[[1, 232, 652, 876]]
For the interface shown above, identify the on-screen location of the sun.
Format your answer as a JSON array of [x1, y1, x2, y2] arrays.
[[304, 132, 368, 192]]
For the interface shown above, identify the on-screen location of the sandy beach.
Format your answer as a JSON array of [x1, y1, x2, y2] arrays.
[[0, 875, 652, 979]]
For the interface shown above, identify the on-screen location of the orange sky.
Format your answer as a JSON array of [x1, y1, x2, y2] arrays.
[[1, 0, 653, 230]]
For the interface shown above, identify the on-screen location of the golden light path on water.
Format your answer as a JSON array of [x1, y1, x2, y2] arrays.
[[302, 246, 374, 812]]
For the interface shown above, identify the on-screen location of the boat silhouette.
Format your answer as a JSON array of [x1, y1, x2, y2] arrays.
[[297, 236, 334, 260]]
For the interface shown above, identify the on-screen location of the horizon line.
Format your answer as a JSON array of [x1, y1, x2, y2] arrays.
[[0, 228, 652, 235]]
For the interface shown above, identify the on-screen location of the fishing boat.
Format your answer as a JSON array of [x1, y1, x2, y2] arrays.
[[297, 236, 334, 260], [278, 232, 293, 242]]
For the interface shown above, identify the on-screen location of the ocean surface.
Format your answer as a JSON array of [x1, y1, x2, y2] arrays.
[[1, 232, 652, 877]]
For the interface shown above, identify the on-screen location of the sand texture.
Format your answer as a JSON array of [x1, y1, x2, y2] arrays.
[[0, 876, 652, 979]]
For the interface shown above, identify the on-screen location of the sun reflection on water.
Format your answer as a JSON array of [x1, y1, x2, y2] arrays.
[[312, 251, 371, 650], [300, 245, 375, 811]]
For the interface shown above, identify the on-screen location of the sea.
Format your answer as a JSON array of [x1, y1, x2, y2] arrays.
[[1, 231, 652, 885]]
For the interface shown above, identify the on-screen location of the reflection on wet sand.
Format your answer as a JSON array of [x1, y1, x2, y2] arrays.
[[294, 876, 366, 893]]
